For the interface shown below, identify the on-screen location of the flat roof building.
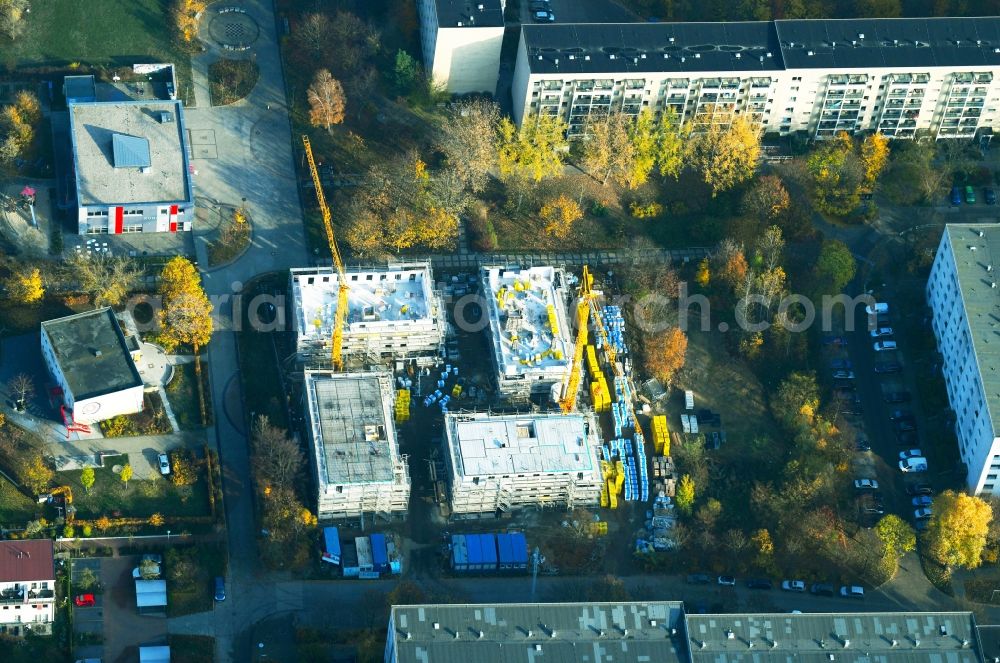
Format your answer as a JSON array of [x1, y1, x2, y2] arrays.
[[303, 371, 410, 522], [928, 225, 1000, 495], [41, 307, 144, 425], [385, 601, 687, 663], [482, 265, 573, 402], [417, 0, 505, 94], [443, 411, 603, 514], [290, 263, 445, 368], [686, 611, 983, 662], [68, 99, 194, 234], [513, 17, 1000, 140]]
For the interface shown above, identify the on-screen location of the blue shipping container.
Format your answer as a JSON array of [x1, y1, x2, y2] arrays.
[[480, 534, 498, 571], [510, 532, 529, 569], [497, 533, 513, 568], [467, 533, 483, 570], [450, 534, 468, 571], [370, 533, 388, 572], [321, 527, 341, 565]]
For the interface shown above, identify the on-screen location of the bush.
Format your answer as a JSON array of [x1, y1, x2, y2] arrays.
[[208, 59, 260, 106], [63, 524, 74, 538], [100, 415, 136, 438], [169, 449, 198, 487], [629, 201, 664, 219]]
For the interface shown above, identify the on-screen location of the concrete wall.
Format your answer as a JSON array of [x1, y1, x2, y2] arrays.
[[432, 26, 504, 95], [77, 202, 194, 235]]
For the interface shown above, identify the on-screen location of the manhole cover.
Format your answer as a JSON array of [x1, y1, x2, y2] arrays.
[[209, 11, 260, 48]]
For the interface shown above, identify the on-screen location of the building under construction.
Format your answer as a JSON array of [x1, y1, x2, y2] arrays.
[[482, 265, 573, 402], [290, 262, 445, 368], [303, 371, 411, 522], [443, 411, 603, 515]]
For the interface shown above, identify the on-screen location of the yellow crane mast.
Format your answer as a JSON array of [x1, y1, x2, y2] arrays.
[[560, 266, 595, 413], [302, 135, 349, 371]]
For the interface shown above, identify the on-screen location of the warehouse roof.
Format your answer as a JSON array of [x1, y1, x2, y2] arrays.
[[389, 602, 686, 663], [941, 225, 1000, 436], [686, 612, 982, 663], [775, 17, 1000, 70], [433, 0, 504, 28], [69, 99, 191, 206], [41, 308, 143, 401], [0, 540, 54, 583], [522, 22, 785, 74], [304, 371, 400, 487]]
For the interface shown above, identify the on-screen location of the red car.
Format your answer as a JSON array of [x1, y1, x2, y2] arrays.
[[73, 594, 95, 607]]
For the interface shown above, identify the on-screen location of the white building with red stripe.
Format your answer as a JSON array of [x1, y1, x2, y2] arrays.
[[69, 99, 194, 235]]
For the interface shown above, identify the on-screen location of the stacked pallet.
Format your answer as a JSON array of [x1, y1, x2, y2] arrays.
[[651, 416, 670, 455], [394, 389, 410, 422]]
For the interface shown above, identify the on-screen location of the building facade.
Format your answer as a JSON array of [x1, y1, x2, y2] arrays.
[[928, 225, 1000, 495], [304, 371, 411, 522], [443, 411, 603, 515], [417, 0, 505, 95], [41, 308, 145, 425], [69, 99, 194, 234], [513, 18, 1000, 140], [290, 263, 445, 369], [0, 540, 56, 633]]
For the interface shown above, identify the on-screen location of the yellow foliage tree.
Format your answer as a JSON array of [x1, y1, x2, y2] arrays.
[[497, 115, 567, 185], [675, 474, 695, 516], [149, 513, 165, 527], [158, 257, 213, 353], [643, 327, 688, 385], [6, 267, 43, 305], [926, 490, 993, 569], [172, 0, 206, 44], [860, 132, 890, 191], [695, 258, 710, 288], [539, 194, 583, 239], [13, 90, 40, 126], [691, 116, 762, 195], [95, 516, 111, 531], [119, 463, 133, 491]]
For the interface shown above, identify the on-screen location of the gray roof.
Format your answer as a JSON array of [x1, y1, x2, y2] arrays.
[[686, 612, 982, 663], [304, 371, 400, 487], [523, 22, 784, 75], [942, 224, 1000, 435], [63, 75, 96, 101], [41, 308, 142, 401], [112, 133, 151, 169], [389, 602, 686, 663], [775, 17, 1000, 70], [69, 100, 191, 207], [434, 0, 504, 28]]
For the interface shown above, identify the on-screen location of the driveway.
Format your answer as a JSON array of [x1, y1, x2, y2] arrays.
[[101, 556, 166, 663]]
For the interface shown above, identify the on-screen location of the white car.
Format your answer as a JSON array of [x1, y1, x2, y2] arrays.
[[898, 449, 923, 460], [899, 457, 928, 473], [781, 580, 806, 592], [914, 508, 933, 520], [840, 585, 864, 599], [158, 453, 170, 476], [854, 478, 879, 490], [869, 326, 894, 338], [866, 302, 889, 315], [873, 340, 897, 352]]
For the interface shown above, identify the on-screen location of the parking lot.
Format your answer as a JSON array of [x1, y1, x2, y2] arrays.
[[522, 0, 637, 24], [82, 555, 167, 663]]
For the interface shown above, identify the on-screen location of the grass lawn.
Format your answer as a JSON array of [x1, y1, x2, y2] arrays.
[[168, 634, 215, 662], [0, 298, 76, 338], [0, 632, 68, 663], [58, 454, 211, 520], [166, 544, 227, 618], [167, 362, 214, 430], [0, 474, 39, 526]]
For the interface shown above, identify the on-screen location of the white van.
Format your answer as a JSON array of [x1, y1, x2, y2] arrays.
[[873, 340, 897, 352], [899, 457, 928, 473]]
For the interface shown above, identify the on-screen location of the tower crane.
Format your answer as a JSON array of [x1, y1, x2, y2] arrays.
[[302, 135, 348, 371]]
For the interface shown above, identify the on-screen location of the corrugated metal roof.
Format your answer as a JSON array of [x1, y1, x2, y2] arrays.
[[111, 133, 151, 169]]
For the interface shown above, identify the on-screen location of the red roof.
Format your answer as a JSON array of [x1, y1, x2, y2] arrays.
[[0, 540, 54, 583]]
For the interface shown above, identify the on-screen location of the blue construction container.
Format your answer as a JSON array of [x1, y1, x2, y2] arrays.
[[479, 534, 498, 571], [467, 533, 483, 570], [370, 533, 389, 573], [321, 526, 341, 565], [497, 533, 514, 569], [450, 534, 468, 571], [510, 532, 529, 569]]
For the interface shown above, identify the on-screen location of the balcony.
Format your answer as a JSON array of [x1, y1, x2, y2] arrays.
[[542, 81, 563, 91]]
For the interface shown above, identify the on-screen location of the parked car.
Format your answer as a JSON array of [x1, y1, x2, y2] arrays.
[[865, 302, 889, 315], [906, 483, 933, 496], [894, 419, 917, 432], [686, 573, 712, 585], [158, 453, 170, 476], [951, 186, 963, 205], [532, 8, 555, 21], [830, 359, 853, 370], [854, 478, 879, 490], [717, 575, 736, 586], [833, 370, 855, 379], [986, 187, 997, 205], [528, 0, 550, 9], [873, 340, 898, 352], [914, 507, 933, 520], [900, 457, 928, 472], [912, 495, 933, 507], [875, 361, 902, 374], [885, 391, 912, 403], [810, 583, 835, 596], [899, 449, 923, 460], [746, 578, 773, 590], [870, 326, 894, 338], [781, 580, 806, 592], [840, 585, 865, 599], [966, 185, 977, 204], [890, 409, 913, 421], [74, 594, 95, 607], [214, 576, 226, 602]]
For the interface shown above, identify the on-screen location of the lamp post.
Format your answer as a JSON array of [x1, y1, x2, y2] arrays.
[[166, 529, 171, 545]]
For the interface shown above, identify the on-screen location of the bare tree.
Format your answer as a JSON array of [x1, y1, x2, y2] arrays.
[[251, 415, 304, 490], [307, 69, 346, 133], [0, 0, 29, 40], [438, 99, 501, 194], [65, 252, 142, 308], [8, 373, 33, 411]]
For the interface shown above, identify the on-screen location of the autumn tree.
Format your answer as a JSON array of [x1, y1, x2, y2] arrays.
[[438, 99, 499, 194], [158, 257, 213, 354], [580, 112, 632, 187], [813, 239, 856, 296], [771, 371, 820, 431], [854, 0, 902, 17], [251, 415, 304, 493], [80, 467, 95, 495], [5, 266, 43, 304], [540, 194, 583, 239], [139, 555, 160, 577], [860, 132, 890, 192], [497, 115, 567, 209], [689, 116, 761, 195], [172, 0, 206, 45], [926, 490, 993, 570], [19, 454, 52, 495], [675, 474, 695, 516], [169, 449, 198, 487], [119, 463, 133, 491], [655, 109, 685, 179], [293, 13, 333, 61], [66, 253, 141, 308], [751, 528, 775, 571], [13, 91, 39, 126], [713, 238, 748, 294], [307, 69, 346, 132], [807, 132, 863, 216], [643, 327, 687, 385], [148, 513, 165, 528], [874, 514, 915, 578], [0, 0, 29, 39], [694, 258, 710, 288], [741, 175, 790, 222]]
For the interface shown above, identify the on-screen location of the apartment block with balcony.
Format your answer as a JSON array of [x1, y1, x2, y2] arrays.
[[514, 17, 1000, 141], [0, 540, 56, 634], [927, 225, 1000, 496], [417, 0, 505, 95]]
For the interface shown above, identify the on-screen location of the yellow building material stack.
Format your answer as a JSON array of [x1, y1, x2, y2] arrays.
[[590, 379, 610, 412], [547, 304, 559, 336], [607, 480, 618, 509], [586, 345, 600, 378], [613, 460, 625, 493], [652, 415, 670, 455], [394, 389, 410, 423]]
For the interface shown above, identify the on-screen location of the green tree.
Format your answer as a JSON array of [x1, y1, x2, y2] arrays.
[[689, 116, 761, 195], [675, 474, 695, 516], [655, 109, 685, 179], [392, 49, 419, 95], [813, 239, 856, 296], [806, 132, 863, 216], [497, 115, 568, 184], [119, 463, 133, 491], [875, 514, 916, 556], [80, 467, 95, 494], [771, 371, 820, 431], [926, 490, 993, 569], [78, 567, 97, 591]]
